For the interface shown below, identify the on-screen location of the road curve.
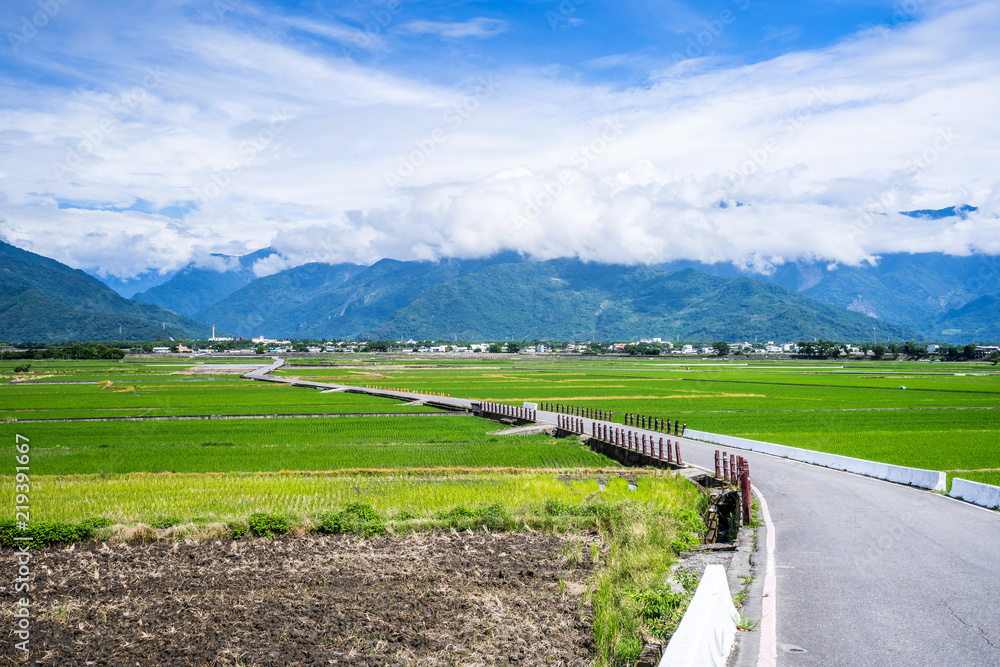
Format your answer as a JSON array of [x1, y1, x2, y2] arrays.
[[250, 362, 1000, 665], [538, 409, 1000, 666]]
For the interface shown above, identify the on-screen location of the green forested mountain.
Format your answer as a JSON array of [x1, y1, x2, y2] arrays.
[[194, 261, 367, 337], [197, 253, 526, 338], [362, 260, 922, 341], [133, 248, 277, 317], [0, 241, 210, 343], [8, 236, 995, 343], [930, 293, 1000, 342], [656, 253, 999, 342]]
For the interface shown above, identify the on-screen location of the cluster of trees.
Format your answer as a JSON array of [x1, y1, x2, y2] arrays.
[[624, 342, 661, 356], [1, 343, 125, 360]]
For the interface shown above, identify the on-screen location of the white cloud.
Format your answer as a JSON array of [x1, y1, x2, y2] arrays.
[[0, 0, 998, 280], [397, 18, 508, 39]]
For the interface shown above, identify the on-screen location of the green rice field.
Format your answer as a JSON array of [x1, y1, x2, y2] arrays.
[[2, 353, 995, 665], [278, 355, 1000, 486], [0, 416, 612, 475], [3, 353, 998, 506]]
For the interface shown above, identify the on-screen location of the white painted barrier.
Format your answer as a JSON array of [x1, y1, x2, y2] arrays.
[[949, 478, 1000, 509], [659, 564, 737, 667], [686, 429, 947, 492]]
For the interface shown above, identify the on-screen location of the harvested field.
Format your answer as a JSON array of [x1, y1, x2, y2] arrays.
[[3, 531, 599, 666]]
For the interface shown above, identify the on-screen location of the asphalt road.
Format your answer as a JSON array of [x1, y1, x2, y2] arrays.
[[540, 410, 1000, 667], [717, 444, 1000, 667]]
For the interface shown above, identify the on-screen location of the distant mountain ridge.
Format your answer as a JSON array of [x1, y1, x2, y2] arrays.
[[133, 248, 277, 317], [125, 249, 928, 341], [9, 200, 999, 343], [362, 260, 922, 342], [197, 252, 527, 338], [660, 253, 999, 342], [0, 241, 210, 343], [107, 248, 1000, 343]]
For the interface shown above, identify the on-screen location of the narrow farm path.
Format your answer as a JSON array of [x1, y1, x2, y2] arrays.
[[250, 360, 1000, 666]]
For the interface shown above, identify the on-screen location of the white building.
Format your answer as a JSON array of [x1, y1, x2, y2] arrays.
[[208, 325, 233, 342]]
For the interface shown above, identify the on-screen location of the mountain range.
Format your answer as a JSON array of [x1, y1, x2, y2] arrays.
[[0, 241, 209, 343], [3, 204, 998, 343]]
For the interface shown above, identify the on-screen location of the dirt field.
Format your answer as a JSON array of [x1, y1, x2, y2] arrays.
[[3, 531, 600, 666]]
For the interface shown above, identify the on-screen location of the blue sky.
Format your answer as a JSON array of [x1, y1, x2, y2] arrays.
[[1, 0, 998, 283]]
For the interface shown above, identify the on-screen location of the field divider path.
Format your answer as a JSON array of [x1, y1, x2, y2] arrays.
[[9, 412, 464, 423], [243, 358, 477, 412]]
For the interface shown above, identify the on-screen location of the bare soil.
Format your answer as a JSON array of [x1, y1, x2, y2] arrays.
[[3, 531, 599, 666]]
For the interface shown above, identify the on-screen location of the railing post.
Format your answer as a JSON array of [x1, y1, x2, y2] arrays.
[[715, 450, 721, 478], [675, 441, 682, 465]]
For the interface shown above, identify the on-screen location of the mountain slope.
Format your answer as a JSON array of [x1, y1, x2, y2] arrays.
[[0, 241, 210, 343], [199, 252, 526, 338], [931, 294, 1000, 342], [194, 261, 367, 337], [654, 252, 1000, 340], [363, 260, 922, 341], [133, 247, 276, 317], [285, 253, 526, 338]]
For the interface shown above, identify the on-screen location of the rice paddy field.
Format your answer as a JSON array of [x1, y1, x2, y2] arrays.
[[276, 354, 1000, 488], [2, 353, 996, 665]]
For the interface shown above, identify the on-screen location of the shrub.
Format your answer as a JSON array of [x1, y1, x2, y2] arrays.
[[316, 504, 386, 536], [475, 502, 514, 531], [666, 507, 707, 553], [247, 513, 288, 538], [227, 520, 249, 539], [0, 519, 94, 547]]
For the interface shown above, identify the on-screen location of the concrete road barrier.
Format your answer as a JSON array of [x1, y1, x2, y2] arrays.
[[686, 429, 947, 492], [659, 564, 737, 667], [949, 478, 1000, 509]]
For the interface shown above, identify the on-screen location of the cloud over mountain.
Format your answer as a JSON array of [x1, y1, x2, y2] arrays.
[[0, 0, 998, 278]]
